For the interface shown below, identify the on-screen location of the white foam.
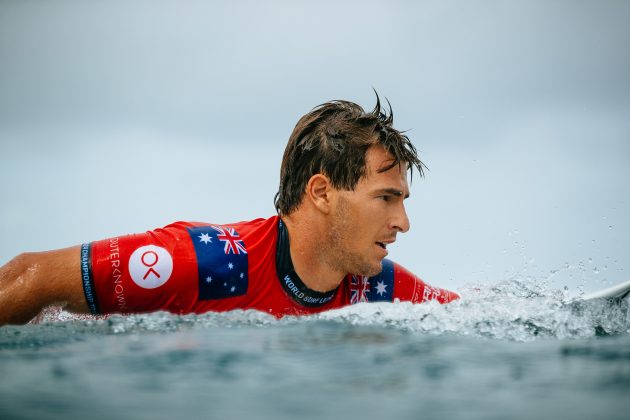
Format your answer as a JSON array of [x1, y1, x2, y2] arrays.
[[31, 278, 629, 341]]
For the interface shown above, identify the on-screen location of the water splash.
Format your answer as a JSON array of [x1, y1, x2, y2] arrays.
[[312, 289, 629, 342], [24, 278, 630, 342]]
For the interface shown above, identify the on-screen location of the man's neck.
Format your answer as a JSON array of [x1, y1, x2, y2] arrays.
[[281, 214, 346, 292]]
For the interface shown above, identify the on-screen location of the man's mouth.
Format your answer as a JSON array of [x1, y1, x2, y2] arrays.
[[376, 242, 387, 249]]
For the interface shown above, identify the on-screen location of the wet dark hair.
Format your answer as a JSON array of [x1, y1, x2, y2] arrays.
[[274, 92, 426, 215]]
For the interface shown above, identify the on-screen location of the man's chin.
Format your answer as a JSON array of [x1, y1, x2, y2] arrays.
[[356, 260, 383, 278]]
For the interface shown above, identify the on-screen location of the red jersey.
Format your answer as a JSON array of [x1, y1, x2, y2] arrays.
[[80, 216, 458, 318]]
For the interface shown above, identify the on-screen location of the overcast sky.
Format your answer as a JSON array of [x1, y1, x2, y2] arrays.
[[1, 0, 629, 293]]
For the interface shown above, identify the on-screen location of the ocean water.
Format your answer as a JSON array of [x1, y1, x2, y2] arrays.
[[1, 279, 629, 420]]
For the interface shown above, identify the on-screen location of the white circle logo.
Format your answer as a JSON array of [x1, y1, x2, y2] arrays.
[[128, 245, 173, 289]]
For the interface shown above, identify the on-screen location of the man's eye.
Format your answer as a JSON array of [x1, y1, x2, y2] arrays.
[[379, 195, 391, 202]]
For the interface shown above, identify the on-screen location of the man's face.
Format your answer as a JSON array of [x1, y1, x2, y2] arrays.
[[325, 145, 411, 277]]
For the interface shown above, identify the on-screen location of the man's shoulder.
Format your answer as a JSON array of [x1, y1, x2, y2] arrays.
[[162, 215, 278, 232]]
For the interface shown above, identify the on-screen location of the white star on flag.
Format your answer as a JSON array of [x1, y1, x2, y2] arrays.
[[198, 232, 212, 244], [240, 272, 244, 279], [376, 281, 387, 296], [231, 286, 236, 292], [206, 276, 212, 283], [228, 262, 234, 270]]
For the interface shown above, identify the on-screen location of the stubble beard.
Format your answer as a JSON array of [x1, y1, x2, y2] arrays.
[[323, 196, 383, 278]]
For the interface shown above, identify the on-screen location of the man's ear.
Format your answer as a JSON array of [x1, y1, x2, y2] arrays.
[[305, 174, 333, 214]]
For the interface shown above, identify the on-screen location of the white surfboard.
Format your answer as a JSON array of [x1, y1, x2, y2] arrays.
[[581, 279, 630, 301]]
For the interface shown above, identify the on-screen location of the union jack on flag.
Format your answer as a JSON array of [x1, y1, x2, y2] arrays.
[[350, 275, 371, 304], [211, 226, 247, 254]]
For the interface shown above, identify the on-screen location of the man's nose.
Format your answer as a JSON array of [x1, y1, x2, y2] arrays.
[[391, 203, 410, 233]]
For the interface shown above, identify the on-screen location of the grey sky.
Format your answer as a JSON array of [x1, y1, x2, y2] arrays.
[[1, 0, 629, 293]]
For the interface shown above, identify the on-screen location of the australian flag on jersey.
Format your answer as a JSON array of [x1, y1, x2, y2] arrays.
[[187, 225, 248, 300], [350, 259, 394, 304]]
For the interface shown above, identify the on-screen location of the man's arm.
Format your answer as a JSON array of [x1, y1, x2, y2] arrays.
[[392, 261, 459, 304], [0, 246, 89, 325]]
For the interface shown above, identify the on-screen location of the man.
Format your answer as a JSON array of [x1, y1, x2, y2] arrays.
[[0, 95, 458, 326]]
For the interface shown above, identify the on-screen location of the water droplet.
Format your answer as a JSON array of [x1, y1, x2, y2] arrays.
[[593, 267, 599, 274], [608, 225, 613, 230], [588, 258, 593, 264]]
